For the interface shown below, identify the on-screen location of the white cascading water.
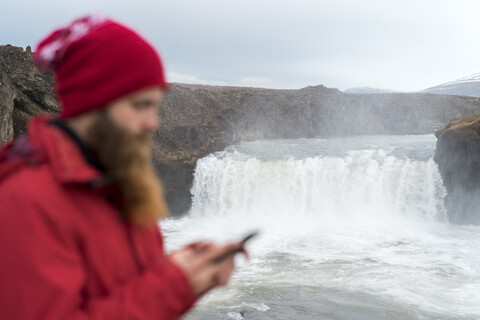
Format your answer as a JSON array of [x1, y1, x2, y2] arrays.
[[191, 149, 445, 222], [161, 135, 480, 320]]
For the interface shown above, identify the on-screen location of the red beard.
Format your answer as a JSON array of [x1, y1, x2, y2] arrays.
[[85, 111, 169, 225]]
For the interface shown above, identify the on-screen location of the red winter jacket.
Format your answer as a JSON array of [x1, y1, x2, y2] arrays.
[[0, 116, 196, 319]]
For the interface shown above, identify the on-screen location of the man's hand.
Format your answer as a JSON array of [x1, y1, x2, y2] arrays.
[[170, 242, 244, 297]]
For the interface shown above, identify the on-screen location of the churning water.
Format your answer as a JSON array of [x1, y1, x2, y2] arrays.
[[160, 135, 480, 320]]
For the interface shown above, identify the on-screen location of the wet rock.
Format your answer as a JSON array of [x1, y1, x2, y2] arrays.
[[434, 114, 480, 225]]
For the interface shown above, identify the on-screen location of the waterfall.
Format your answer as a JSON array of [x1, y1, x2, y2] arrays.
[[191, 139, 446, 224]]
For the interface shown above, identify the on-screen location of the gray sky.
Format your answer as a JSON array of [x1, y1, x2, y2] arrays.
[[2, 0, 480, 91]]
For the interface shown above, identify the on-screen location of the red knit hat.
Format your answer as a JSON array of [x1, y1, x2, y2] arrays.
[[33, 14, 168, 119]]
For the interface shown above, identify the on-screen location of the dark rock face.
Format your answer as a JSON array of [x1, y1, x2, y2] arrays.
[[0, 45, 57, 142], [4, 45, 480, 216], [434, 115, 480, 225]]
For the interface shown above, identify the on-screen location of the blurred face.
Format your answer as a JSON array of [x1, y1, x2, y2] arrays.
[[106, 86, 164, 135], [83, 86, 169, 225]]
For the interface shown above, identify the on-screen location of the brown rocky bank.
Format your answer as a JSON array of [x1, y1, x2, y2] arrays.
[[0, 45, 57, 141], [3, 45, 480, 216], [434, 114, 480, 225]]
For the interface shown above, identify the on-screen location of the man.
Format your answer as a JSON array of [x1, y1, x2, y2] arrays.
[[0, 14, 242, 320]]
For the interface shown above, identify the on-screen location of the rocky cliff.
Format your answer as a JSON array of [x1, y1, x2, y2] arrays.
[[434, 115, 480, 225], [0, 45, 57, 142], [3, 45, 480, 215]]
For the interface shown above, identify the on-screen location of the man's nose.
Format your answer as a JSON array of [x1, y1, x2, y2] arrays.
[[143, 109, 160, 132]]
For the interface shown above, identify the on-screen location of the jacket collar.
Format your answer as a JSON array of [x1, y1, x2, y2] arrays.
[[27, 115, 107, 185]]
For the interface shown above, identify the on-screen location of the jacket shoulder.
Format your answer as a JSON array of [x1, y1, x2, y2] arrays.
[[0, 160, 59, 210], [0, 135, 43, 182]]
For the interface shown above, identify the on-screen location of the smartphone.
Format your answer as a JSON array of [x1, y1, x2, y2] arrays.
[[239, 231, 259, 245], [210, 231, 259, 264]]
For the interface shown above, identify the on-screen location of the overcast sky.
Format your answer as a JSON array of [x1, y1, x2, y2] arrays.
[[2, 0, 480, 91]]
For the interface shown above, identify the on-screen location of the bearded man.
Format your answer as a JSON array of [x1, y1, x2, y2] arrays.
[[0, 14, 242, 320]]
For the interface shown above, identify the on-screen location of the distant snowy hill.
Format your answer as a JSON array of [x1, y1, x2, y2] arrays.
[[344, 87, 398, 94], [423, 73, 480, 97]]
